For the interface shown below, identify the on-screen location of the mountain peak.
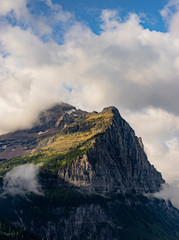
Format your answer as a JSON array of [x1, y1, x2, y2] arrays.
[[0, 103, 164, 195], [102, 106, 121, 116]]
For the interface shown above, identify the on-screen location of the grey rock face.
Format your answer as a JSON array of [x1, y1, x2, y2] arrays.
[[58, 107, 164, 194]]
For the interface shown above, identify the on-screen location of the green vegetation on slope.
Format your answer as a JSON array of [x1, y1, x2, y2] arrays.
[[0, 109, 113, 178]]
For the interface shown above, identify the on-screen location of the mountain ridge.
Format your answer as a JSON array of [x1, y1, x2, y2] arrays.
[[0, 103, 164, 194], [0, 103, 178, 240]]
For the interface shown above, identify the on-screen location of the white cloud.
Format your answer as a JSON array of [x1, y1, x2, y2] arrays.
[[0, 1, 179, 187], [100, 9, 121, 31], [0, 0, 27, 17], [124, 108, 179, 182], [153, 182, 179, 209], [160, 0, 179, 20], [3, 164, 42, 196], [161, 0, 179, 37]]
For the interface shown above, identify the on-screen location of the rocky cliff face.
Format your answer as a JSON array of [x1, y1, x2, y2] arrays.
[[57, 107, 164, 194], [0, 104, 164, 194]]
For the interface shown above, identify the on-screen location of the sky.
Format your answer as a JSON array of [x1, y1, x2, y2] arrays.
[[1, 0, 179, 184]]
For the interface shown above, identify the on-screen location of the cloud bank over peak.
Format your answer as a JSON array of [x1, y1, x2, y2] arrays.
[[0, 0, 179, 183]]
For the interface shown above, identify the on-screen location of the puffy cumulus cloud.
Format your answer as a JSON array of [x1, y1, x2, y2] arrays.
[[0, 0, 73, 39], [0, 1, 179, 185], [2, 164, 42, 196], [153, 182, 179, 209], [25, 0, 73, 38], [100, 9, 122, 31], [0, 26, 62, 133]]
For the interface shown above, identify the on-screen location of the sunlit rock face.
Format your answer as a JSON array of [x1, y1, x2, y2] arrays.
[[57, 106, 164, 194], [0, 104, 164, 195]]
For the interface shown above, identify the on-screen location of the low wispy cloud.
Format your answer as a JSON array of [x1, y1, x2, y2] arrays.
[[153, 182, 179, 209], [3, 164, 42, 196]]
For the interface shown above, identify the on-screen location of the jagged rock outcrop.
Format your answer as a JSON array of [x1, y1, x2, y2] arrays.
[[0, 104, 164, 194], [58, 107, 164, 194]]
